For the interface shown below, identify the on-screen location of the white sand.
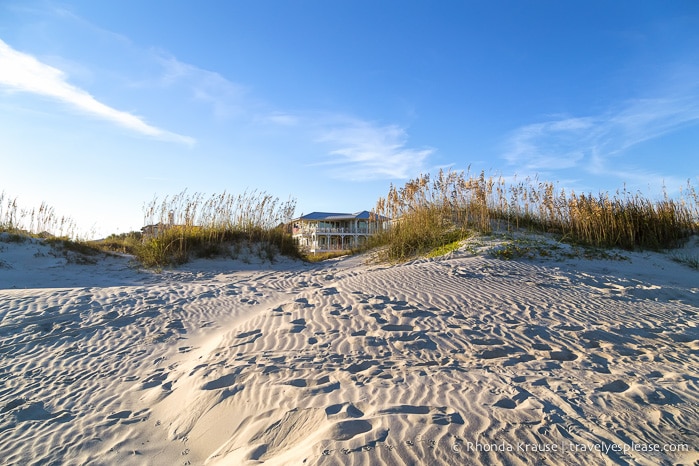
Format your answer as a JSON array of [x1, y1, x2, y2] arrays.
[[1, 234, 698, 465]]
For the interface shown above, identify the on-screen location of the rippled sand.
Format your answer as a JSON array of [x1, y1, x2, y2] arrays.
[[1, 235, 698, 465]]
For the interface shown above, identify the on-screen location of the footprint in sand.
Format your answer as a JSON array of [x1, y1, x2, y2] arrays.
[[325, 402, 364, 419], [345, 360, 380, 374], [1, 397, 26, 413], [201, 370, 244, 390], [233, 329, 262, 347], [471, 337, 504, 346], [381, 324, 413, 332], [391, 331, 437, 351], [307, 376, 340, 395], [288, 318, 306, 333], [494, 398, 518, 409], [599, 380, 629, 393], [477, 346, 521, 359], [330, 419, 373, 440], [432, 411, 465, 425], [585, 353, 611, 374], [548, 348, 578, 361], [494, 388, 533, 410], [294, 298, 313, 309], [503, 354, 536, 366], [377, 405, 464, 425], [141, 369, 168, 389], [166, 319, 186, 334], [14, 401, 53, 422], [106, 410, 132, 419], [401, 307, 436, 318], [286, 378, 307, 387]]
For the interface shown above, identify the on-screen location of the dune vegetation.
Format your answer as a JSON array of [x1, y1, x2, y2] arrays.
[[134, 190, 299, 267], [3, 171, 699, 267], [370, 169, 699, 262], [1, 190, 300, 267], [0, 191, 80, 240]]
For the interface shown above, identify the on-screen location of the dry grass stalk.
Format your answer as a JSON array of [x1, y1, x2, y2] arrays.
[[371, 170, 699, 261], [0, 191, 79, 239], [138, 189, 298, 267]]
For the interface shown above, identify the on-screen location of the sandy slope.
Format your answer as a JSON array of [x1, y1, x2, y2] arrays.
[[1, 235, 698, 465]]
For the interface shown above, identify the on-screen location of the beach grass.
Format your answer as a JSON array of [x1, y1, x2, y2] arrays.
[[4, 171, 698, 267], [94, 231, 143, 255], [0, 191, 80, 240], [0, 191, 109, 262], [426, 237, 466, 258], [301, 250, 352, 262], [371, 169, 699, 262], [136, 189, 299, 267], [0, 189, 300, 268], [671, 253, 699, 270]]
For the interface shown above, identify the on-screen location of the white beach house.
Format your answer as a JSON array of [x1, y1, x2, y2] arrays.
[[291, 211, 386, 253]]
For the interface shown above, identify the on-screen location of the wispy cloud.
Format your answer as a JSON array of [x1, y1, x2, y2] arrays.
[[156, 54, 248, 119], [316, 119, 434, 180], [503, 76, 699, 181], [607, 96, 699, 156], [504, 116, 597, 171], [0, 38, 195, 145], [258, 112, 300, 126]]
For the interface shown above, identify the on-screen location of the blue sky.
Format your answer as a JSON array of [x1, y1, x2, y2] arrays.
[[1, 1, 698, 237]]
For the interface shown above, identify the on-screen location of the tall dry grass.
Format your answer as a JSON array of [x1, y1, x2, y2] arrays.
[[0, 192, 107, 263], [0, 191, 79, 239], [372, 169, 699, 261], [138, 189, 299, 266]]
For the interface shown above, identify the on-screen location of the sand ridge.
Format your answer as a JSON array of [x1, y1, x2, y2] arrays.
[[0, 237, 698, 465]]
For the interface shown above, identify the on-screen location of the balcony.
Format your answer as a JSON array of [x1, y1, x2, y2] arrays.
[[293, 226, 379, 235]]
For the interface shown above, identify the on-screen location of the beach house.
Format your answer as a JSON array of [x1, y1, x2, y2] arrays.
[[291, 211, 386, 253]]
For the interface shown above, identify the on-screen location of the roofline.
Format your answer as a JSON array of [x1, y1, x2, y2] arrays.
[[291, 211, 388, 221]]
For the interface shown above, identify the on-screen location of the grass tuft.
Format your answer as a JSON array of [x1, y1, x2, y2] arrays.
[[302, 250, 351, 263], [0, 191, 79, 239], [672, 253, 699, 270], [426, 237, 466, 258]]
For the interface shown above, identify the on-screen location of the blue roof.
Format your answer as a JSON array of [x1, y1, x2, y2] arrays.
[[296, 211, 379, 221]]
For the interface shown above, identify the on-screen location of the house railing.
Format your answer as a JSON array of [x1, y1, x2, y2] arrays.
[[293, 226, 381, 235]]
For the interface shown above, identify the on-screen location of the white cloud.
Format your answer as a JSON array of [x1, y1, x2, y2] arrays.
[[503, 116, 596, 170], [0, 39, 195, 145], [608, 96, 699, 155], [261, 112, 300, 126], [156, 54, 248, 119], [504, 91, 699, 177], [317, 119, 434, 180]]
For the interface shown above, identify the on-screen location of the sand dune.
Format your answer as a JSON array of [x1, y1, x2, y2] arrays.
[[1, 235, 697, 465]]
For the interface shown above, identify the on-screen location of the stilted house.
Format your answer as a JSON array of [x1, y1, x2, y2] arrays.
[[291, 211, 387, 253]]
